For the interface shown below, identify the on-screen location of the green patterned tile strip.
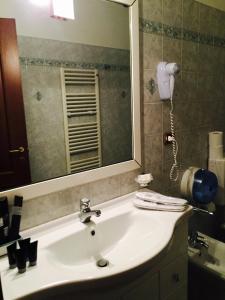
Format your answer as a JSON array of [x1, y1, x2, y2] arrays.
[[140, 18, 225, 48], [19, 57, 130, 72]]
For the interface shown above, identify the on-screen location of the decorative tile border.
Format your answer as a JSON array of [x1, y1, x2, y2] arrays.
[[163, 24, 182, 40], [139, 18, 162, 35], [140, 17, 225, 48], [19, 57, 130, 72]]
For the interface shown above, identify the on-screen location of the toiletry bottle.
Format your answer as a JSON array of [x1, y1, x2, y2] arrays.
[[7, 242, 17, 269], [15, 248, 27, 274], [0, 197, 9, 240], [0, 218, 5, 245], [9, 196, 23, 241], [18, 238, 30, 260], [28, 241, 38, 267]]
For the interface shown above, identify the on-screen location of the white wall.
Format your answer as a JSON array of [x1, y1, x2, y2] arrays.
[[0, 0, 130, 49]]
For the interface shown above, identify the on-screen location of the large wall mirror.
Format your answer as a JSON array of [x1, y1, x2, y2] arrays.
[[0, 0, 141, 199]]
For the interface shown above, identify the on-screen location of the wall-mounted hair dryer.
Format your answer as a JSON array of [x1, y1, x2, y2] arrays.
[[157, 62, 180, 100], [156, 62, 180, 182]]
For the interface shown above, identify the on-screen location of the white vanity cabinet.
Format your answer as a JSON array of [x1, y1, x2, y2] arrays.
[[18, 216, 188, 300], [121, 272, 159, 300], [0, 193, 190, 300], [44, 220, 188, 300], [120, 219, 188, 300]]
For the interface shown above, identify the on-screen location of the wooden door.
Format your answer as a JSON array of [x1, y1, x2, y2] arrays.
[[0, 18, 31, 190]]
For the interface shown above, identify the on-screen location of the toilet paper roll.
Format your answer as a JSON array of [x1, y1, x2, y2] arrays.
[[209, 131, 223, 147], [209, 132, 224, 159], [209, 145, 224, 160]]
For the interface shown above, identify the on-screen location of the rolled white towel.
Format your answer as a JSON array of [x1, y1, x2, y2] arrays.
[[136, 192, 187, 206], [133, 198, 188, 212]]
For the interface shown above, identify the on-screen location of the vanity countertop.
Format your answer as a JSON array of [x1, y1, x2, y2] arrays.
[[0, 191, 192, 300]]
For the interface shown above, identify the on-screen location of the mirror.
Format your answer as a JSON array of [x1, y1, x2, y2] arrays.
[[0, 0, 134, 191]]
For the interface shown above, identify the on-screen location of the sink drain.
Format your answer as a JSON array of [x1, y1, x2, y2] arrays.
[[96, 259, 109, 268]]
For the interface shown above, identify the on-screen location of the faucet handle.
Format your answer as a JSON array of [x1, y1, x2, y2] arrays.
[[80, 198, 90, 210]]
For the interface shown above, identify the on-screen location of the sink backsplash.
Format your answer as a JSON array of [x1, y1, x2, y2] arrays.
[[20, 169, 141, 231]]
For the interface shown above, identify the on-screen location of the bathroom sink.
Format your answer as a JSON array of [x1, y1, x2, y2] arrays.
[[46, 210, 162, 268], [0, 192, 192, 300]]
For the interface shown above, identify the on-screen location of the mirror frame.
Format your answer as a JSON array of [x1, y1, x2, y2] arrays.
[[0, 0, 141, 201]]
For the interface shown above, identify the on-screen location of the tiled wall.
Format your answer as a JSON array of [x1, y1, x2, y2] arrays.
[[140, 0, 225, 196], [21, 169, 140, 230], [18, 36, 132, 183]]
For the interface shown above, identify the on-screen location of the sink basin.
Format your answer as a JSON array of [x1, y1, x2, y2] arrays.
[[0, 191, 191, 300], [46, 210, 162, 267]]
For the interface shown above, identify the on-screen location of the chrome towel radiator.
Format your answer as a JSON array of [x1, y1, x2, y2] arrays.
[[61, 68, 102, 174]]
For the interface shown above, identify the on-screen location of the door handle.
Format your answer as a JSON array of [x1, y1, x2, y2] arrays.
[[9, 146, 25, 153]]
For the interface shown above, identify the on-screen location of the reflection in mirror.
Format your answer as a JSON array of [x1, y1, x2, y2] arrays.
[[0, 0, 132, 191]]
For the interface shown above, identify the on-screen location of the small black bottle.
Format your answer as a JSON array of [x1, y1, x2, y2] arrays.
[[15, 248, 27, 274], [7, 242, 17, 269], [9, 196, 23, 241], [28, 241, 38, 266], [18, 238, 31, 260]]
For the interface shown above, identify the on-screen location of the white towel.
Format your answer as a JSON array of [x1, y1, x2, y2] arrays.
[[133, 198, 187, 212], [136, 192, 187, 206]]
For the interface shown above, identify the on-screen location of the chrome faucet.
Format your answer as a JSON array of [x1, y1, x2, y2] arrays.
[[189, 231, 209, 250], [79, 198, 101, 223]]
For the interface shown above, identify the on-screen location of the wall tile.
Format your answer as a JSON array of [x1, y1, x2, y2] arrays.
[[214, 9, 225, 38], [162, 101, 172, 133], [199, 4, 215, 36], [21, 192, 65, 230], [182, 41, 199, 72], [144, 134, 163, 179], [163, 0, 182, 28], [199, 127, 210, 168], [89, 175, 121, 206], [211, 47, 225, 74], [21, 168, 141, 230], [198, 44, 214, 74], [139, 0, 163, 23], [68, 183, 91, 211], [183, 0, 199, 32], [163, 37, 182, 67], [197, 74, 214, 100], [120, 169, 142, 196], [180, 130, 202, 169], [181, 72, 198, 101], [144, 103, 163, 135], [140, 33, 163, 70], [175, 101, 200, 131]]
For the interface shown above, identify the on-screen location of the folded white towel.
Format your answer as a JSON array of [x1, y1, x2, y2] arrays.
[[133, 198, 188, 212], [136, 192, 187, 206]]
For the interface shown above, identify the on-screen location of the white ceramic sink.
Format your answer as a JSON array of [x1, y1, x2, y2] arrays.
[[46, 210, 162, 268], [0, 191, 191, 300]]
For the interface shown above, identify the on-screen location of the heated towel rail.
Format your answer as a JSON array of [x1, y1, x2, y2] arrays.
[[61, 68, 102, 174]]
